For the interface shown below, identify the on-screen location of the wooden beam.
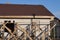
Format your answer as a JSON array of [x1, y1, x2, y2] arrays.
[[0, 16, 54, 19]]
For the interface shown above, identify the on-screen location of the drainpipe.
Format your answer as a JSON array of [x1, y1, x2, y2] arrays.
[[33, 14, 35, 19]]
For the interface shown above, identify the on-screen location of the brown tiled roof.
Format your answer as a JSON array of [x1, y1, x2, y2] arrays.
[[0, 4, 54, 16]]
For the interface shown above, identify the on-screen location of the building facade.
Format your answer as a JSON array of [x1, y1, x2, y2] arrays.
[[0, 4, 57, 40]]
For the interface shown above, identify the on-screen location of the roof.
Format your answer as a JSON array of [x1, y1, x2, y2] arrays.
[[0, 4, 54, 16]]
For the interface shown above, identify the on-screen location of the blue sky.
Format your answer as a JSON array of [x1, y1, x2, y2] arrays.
[[0, 0, 60, 18]]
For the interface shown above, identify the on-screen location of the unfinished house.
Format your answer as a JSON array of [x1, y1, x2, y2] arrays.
[[0, 4, 57, 40]]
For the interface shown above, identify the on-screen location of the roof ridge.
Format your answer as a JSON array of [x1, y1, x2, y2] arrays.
[[0, 4, 43, 6]]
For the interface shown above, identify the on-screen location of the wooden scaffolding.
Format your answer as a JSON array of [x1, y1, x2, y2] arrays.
[[0, 21, 56, 40]]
